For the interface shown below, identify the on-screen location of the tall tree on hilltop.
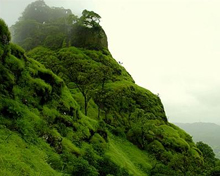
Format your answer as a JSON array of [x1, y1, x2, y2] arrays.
[[79, 10, 101, 28]]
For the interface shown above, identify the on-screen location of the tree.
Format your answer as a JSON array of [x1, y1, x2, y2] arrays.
[[127, 109, 155, 149], [94, 66, 112, 119], [68, 60, 102, 116], [168, 152, 197, 176], [196, 141, 216, 171], [11, 0, 73, 51], [0, 19, 11, 61], [67, 14, 78, 24], [0, 19, 11, 45], [79, 10, 101, 28], [95, 84, 137, 126], [19, 0, 50, 23], [71, 157, 98, 176], [210, 166, 220, 176]]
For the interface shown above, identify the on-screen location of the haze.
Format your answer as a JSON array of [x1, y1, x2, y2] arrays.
[[1, 0, 220, 124]]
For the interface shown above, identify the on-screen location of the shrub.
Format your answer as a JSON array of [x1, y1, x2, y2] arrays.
[[10, 43, 25, 59], [0, 19, 11, 44], [110, 126, 126, 138], [71, 157, 98, 176], [147, 140, 165, 159], [0, 19, 11, 59], [210, 166, 220, 176], [97, 156, 130, 176]]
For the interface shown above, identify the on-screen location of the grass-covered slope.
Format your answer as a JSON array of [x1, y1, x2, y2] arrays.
[[0, 128, 62, 176], [106, 134, 152, 176], [0, 19, 130, 176], [1, 1, 220, 175]]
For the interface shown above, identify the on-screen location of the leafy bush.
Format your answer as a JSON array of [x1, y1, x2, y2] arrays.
[[71, 157, 99, 176], [210, 166, 220, 176], [0, 18, 11, 44]]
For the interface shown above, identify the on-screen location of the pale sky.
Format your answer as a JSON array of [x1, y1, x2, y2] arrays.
[[1, 0, 220, 124]]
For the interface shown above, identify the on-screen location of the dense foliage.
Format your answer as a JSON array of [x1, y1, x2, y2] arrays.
[[1, 0, 220, 175], [0, 18, 128, 176]]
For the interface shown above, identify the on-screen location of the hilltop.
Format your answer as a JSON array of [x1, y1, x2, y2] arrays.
[[0, 0, 220, 175]]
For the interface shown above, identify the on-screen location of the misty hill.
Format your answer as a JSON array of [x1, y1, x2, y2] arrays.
[[175, 122, 220, 158], [10, 0, 107, 51], [0, 0, 220, 175]]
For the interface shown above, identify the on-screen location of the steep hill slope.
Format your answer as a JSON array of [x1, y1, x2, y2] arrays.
[[1, 1, 220, 175], [1, 18, 132, 176]]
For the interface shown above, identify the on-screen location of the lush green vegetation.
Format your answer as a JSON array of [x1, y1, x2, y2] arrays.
[[1, 0, 220, 175]]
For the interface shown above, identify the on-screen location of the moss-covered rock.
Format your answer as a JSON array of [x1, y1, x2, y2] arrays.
[[71, 24, 108, 50]]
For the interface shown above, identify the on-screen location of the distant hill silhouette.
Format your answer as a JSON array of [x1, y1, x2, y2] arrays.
[[175, 122, 220, 158]]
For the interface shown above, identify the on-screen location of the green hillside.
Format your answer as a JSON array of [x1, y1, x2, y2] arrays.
[[0, 0, 220, 175]]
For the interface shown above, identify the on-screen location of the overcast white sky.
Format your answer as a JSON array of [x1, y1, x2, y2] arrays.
[[1, 0, 220, 124]]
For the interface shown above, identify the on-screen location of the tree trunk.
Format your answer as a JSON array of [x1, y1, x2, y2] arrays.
[[141, 126, 145, 149], [98, 106, 101, 119], [97, 80, 105, 119], [84, 94, 88, 116]]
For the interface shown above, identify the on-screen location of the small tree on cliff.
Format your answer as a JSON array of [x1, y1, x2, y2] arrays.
[[79, 10, 101, 28]]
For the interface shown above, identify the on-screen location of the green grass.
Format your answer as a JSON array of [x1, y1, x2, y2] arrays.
[[0, 127, 62, 176], [106, 134, 152, 176]]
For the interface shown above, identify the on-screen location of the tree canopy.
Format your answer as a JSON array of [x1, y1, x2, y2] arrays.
[[0, 19, 11, 45], [79, 10, 101, 28]]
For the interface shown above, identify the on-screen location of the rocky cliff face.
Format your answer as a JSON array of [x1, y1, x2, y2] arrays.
[[71, 25, 108, 50]]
